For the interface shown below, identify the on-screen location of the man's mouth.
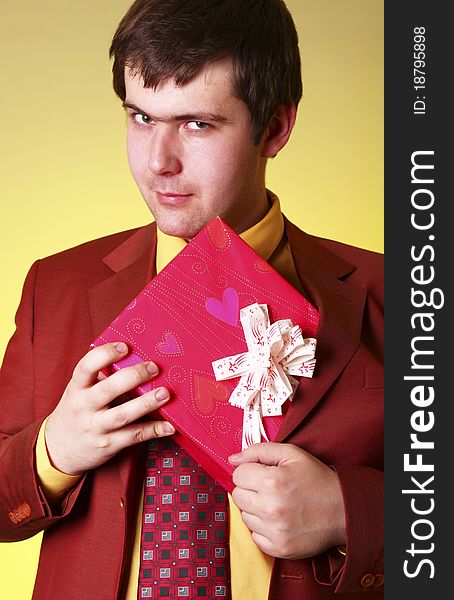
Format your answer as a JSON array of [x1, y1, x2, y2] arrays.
[[155, 191, 193, 205]]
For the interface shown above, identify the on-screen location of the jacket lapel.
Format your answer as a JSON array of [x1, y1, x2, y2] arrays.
[[88, 224, 157, 338], [276, 219, 367, 442], [88, 223, 157, 489]]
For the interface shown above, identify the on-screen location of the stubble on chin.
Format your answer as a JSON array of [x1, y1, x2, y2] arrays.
[[152, 208, 209, 240]]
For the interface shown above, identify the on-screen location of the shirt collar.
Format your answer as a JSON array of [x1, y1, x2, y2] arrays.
[[156, 191, 284, 273]]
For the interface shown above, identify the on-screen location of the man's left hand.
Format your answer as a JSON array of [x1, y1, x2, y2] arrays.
[[229, 443, 346, 560]]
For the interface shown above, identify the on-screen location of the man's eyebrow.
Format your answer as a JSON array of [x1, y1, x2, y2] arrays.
[[122, 102, 230, 123]]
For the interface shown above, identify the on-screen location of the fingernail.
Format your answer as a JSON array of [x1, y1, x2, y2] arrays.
[[146, 362, 159, 376], [155, 387, 169, 402], [97, 371, 107, 382], [161, 422, 175, 435], [116, 342, 128, 353], [228, 453, 240, 464]]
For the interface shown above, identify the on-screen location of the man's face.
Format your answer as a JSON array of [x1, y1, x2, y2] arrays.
[[124, 60, 269, 239]]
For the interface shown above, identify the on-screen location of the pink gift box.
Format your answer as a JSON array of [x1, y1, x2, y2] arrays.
[[91, 217, 319, 492]]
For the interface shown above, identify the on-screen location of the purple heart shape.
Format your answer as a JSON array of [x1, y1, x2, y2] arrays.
[[156, 332, 183, 355], [205, 287, 239, 326]]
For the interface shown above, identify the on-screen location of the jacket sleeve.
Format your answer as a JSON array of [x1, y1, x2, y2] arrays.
[[0, 262, 85, 541], [311, 464, 384, 593]]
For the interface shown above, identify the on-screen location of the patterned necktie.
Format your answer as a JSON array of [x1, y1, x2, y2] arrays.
[[138, 437, 231, 599]]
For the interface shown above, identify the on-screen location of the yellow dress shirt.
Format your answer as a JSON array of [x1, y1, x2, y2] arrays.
[[36, 192, 302, 599]]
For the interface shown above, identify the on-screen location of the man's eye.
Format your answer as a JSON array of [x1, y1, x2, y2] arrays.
[[131, 112, 151, 125], [186, 121, 209, 131]]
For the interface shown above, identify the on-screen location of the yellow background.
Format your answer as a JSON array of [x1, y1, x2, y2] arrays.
[[0, 1, 383, 597]]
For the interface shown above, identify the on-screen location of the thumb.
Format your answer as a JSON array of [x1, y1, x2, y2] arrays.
[[228, 442, 288, 467]]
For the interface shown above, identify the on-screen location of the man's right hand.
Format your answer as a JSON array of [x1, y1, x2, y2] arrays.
[[44, 342, 174, 475]]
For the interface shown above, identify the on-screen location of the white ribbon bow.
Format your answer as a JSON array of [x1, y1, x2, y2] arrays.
[[211, 303, 317, 449]]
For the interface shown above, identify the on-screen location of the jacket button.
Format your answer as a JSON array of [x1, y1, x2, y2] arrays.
[[360, 574, 375, 588], [119, 498, 125, 508], [373, 573, 384, 587]]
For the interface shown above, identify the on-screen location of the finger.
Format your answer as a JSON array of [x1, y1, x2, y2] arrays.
[[97, 370, 108, 382], [110, 419, 175, 452], [240, 511, 268, 537], [92, 361, 159, 408], [232, 462, 272, 491], [250, 531, 276, 557], [231, 486, 259, 514], [102, 387, 171, 431], [229, 442, 292, 467], [72, 342, 129, 388]]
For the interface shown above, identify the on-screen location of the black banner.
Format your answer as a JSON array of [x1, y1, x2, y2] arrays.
[[385, 1, 451, 596]]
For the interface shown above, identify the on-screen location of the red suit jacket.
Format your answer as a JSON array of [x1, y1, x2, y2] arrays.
[[0, 219, 384, 599]]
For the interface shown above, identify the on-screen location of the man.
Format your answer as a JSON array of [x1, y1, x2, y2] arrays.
[[0, 1, 383, 598]]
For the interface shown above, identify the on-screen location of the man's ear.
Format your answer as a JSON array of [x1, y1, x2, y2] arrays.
[[261, 104, 297, 158]]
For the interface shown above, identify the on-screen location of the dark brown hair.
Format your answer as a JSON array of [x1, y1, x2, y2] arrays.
[[109, 0, 302, 143]]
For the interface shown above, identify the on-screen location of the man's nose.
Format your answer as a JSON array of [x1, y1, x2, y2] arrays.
[[147, 126, 182, 176]]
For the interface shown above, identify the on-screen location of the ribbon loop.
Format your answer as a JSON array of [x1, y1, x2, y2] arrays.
[[212, 303, 317, 449]]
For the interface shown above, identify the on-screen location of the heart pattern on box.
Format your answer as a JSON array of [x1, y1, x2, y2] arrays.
[[116, 352, 143, 369], [205, 217, 231, 250], [155, 331, 184, 356], [205, 287, 239, 326], [192, 372, 230, 415]]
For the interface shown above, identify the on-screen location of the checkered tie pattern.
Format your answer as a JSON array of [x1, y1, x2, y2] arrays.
[[138, 437, 231, 599]]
